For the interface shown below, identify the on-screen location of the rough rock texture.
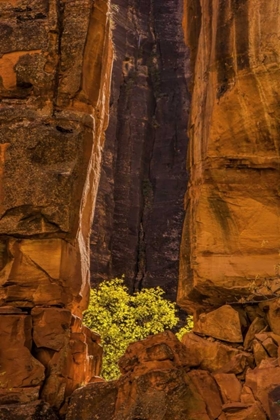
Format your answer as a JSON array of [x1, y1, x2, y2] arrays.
[[0, 401, 59, 420], [178, 0, 280, 311], [1, 0, 280, 419], [0, 0, 112, 414], [193, 305, 243, 343], [69, 1, 280, 418], [66, 332, 216, 420], [66, 304, 280, 419], [90, 0, 189, 299]]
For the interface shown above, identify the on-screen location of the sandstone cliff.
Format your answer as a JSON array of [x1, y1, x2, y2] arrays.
[[68, 1, 280, 419], [90, 0, 189, 300], [1, 0, 280, 419], [178, 0, 280, 312], [0, 0, 112, 417]]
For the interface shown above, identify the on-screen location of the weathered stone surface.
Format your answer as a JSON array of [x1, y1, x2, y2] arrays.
[[119, 331, 192, 377], [243, 317, 267, 350], [67, 332, 217, 420], [0, 388, 40, 406], [1, 2, 280, 420], [262, 337, 278, 358], [187, 370, 222, 419], [193, 305, 243, 343], [252, 340, 269, 366], [0, 401, 59, 420], [115, 370, 210, 420], [245, 365, 280, 417], [67, 370, 212, 420], [178, 0, 280, 311], [255, 331, 280, 346], [0, 315, 45, 392], [266, 299, 280, 335], [66, 382, 118, 420], [33, 314, 102, 409], [90, 0, 189, 300], [0, 0, 112, 411], [182, 333, 253, 374], [240, 385, 256, 405], [268, 386, 280, 420], [0, 0, 112, 313], [214, 373, 242, 403], [32, 307, 72, 351], [223, 402, 266, 420]]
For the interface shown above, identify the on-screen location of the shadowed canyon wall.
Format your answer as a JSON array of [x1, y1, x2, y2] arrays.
[[0, 0, 112, 417], [90, 0, 189, 299]]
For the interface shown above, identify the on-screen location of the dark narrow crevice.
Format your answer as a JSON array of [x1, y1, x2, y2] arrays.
[[90, 0, 190, 302], [52, 0, 64, 113]]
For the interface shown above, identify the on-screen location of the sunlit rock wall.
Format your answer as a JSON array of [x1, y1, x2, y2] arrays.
[[178, 0, 280, 312], [0, 0, 112, 415]]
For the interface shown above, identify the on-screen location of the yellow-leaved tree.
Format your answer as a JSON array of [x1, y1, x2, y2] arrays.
[[83, 278, 192, 380]]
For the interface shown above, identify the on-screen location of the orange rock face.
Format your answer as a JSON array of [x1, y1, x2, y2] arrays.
[[193, 305, 243, 342], [0, 0, 280, 419], [65, 304, 280, 419], [66, 332, 215, 420], [0, 312, 44, 402], [66, 325, 280, 420], [0, 0, 112, 414], [178, 0, 280, 311]]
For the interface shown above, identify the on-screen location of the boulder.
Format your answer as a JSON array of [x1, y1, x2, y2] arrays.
[[0, 388, 40, 406], [214, 373, 242, 403], [67, 332, 234, 420], [187, 370, 223, 419], [243, 317, 267, 350], [252, 340, 269, 366], [262, 337, 278, 358], [266, 299, 280, 335], [255, 332, 280, 346], [66, 382, 118, 420], [245, 365, 280, 417], [66, 371, 212, 420], [0, 401, 59, 420], [240, 385, 256, 405], [193, 306, 243, 343], [268, 386, 280, 420], [222, 402, 266, 420], [182, 333, 253, 374], [119, 331, 195, 377]]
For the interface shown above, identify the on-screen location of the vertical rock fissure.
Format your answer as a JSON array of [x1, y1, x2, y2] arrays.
[[90, 0, 190, 301], [134, 0, 158, 292], [52, 0, 64, 112]]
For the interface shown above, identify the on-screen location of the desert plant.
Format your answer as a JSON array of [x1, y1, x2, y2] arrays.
[[83, 278, 189, 380]]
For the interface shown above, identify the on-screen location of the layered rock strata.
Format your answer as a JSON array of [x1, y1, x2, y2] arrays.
[[67, 303, 280, 419], [90, 0, 189, 299], [0, 0, 112, 416], [178, 0, 280, 311]]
